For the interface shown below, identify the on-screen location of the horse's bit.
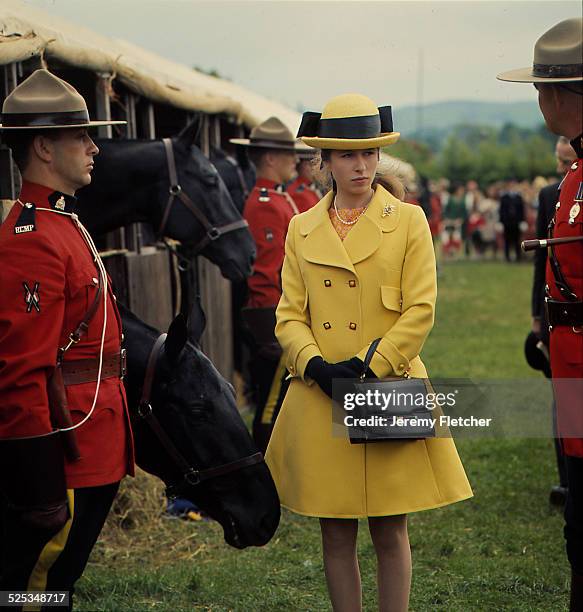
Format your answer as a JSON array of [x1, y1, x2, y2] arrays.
[[157, 138, 248, 253], [137, 333, 264, 498]]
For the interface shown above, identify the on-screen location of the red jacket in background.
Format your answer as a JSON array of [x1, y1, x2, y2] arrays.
[[243, 178, 299, 308], [288, 176, 320, 213]]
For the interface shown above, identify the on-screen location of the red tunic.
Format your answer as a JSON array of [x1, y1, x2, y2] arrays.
[[0, 181, 134, 488], [243, 178, 298, 308], [546, 135, 583, 457], [288, 176, 320, 213]]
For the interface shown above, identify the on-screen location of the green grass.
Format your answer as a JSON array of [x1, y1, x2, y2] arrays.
[[77, 260, 569, 611]]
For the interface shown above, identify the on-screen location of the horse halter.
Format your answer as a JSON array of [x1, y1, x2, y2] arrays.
[[157, 138, 248, 253], [138, 333, 264, 498]]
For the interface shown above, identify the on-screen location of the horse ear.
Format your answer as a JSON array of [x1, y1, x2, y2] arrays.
[[177, 116, 202, 149], [165, 314, 188, 363]]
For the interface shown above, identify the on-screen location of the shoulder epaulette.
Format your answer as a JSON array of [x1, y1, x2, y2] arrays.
[[13, 202, 36, 235]]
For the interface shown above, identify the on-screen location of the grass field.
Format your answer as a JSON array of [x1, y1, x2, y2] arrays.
[[78, 260, 570, 611]]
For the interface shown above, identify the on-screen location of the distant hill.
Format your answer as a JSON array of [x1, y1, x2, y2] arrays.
[[393, 100, 543, 136]]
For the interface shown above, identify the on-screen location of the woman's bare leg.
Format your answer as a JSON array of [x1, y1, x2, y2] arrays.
[[368, 515, 411, 612], [319, 518, 361, 611]]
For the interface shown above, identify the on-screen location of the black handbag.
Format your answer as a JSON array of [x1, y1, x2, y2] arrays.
[[343, 338, 436, 444]]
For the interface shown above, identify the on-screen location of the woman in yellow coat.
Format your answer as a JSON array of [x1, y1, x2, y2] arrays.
[[265, 94, 473, 611]]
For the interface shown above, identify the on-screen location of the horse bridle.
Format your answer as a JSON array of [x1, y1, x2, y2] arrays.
[[157, 138, 249, 253], [137, 333, 264, 498]]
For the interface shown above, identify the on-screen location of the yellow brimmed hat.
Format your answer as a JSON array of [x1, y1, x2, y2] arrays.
[[297, 93, 400, 150], [0, 69, 126, 130], [497, 17, 583, 83]]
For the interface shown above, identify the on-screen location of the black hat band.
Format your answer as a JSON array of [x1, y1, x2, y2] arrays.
[[532, 63, 583, 78], [1, 109, 90, 128], [297, 106, 394, 139]]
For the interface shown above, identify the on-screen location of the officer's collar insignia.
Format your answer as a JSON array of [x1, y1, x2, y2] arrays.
[[296, 184, 305, 192], [48, 191, 77, 213], [22, 281, 40, 313], [275, 184, 286, 193], [13, 202, 36, 235], [258, 187, 270, 203]]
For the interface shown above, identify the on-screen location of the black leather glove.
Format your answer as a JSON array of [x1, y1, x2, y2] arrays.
[[306, 356, 376, 399]]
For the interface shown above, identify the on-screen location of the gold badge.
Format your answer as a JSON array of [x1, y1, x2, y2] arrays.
[[568, 203, 580, 225], [55, 196, 66, 210], [382, 204, 395, 217]]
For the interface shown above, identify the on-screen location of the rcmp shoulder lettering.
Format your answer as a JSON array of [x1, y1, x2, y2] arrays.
[[13, 202, 36, 235]]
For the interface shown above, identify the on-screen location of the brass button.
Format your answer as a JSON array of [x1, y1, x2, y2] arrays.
[[323, 322, 331, 330], [324, 279, 332, 287], [348, 279, 356, 288], [92, 277, 99, 284], [556, 202, 561, 210], [349, 322, 357, 330], [572, 162, 578, 171], [398, 363, 405, 370]]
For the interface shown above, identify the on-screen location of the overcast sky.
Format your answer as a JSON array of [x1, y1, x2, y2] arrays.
[[23, 0, 581, 111]]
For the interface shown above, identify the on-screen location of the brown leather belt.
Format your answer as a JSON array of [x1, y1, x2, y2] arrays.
[[61, 349, 127, 386], [545, 299, 583, 327]]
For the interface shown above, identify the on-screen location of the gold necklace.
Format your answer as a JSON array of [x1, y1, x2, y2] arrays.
[[333, 193, 371, 226]]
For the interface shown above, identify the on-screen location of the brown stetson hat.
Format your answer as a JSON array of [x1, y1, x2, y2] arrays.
[[497, 17, 583, 83], [230, 116, 299, 151], [0, 69, 126, 130]]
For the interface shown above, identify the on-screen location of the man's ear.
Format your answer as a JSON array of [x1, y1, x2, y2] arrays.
[[31, 135, 54, 164]]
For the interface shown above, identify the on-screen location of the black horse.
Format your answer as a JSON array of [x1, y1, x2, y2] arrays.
[[120, 303, 280, 548], [77, 121, 256, 282]]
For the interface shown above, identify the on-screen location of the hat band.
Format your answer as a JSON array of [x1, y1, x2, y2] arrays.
[[249, 138, 295, 149], [297, 106, 394, 140], [1, 109, 90, 128], [318, 114, 381, 139], [533, 63, 583, 78]]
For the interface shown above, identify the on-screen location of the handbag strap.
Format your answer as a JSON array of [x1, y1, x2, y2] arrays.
[[361, 338, 382, 380]]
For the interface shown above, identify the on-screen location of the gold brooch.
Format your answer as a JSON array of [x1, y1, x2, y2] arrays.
[[382, 204, 395, 217]]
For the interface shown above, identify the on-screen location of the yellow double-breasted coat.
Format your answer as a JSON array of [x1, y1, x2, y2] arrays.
[[265, 184, 473, 518]]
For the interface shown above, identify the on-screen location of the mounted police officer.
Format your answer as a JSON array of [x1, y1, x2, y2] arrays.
[[499, 17, 583, 610], [231, 117, 301, 452], [0, 69, 134, 608]]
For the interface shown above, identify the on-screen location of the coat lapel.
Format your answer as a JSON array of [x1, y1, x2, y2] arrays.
[[299, 193, 356, 273], [342, 185, 401, 264]]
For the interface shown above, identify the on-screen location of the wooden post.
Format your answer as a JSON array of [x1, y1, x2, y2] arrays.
[[198, 115, 234, 381]]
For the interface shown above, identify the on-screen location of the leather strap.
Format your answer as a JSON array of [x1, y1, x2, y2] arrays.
[[361, 338, 382, 380], [157, 138, 248, 252], [546, 299, 583, 327], [61, 350, 126, 386]]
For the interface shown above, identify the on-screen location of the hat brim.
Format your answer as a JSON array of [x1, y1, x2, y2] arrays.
[[300, 132, 400, 150], [0, 120, 127, 130], [229, 138, 297, 151], [497, 66, 583, 83]]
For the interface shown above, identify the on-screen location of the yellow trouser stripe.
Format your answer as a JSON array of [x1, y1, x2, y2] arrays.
[[262, 355, 287, 424], [24, 489, 75, 612]]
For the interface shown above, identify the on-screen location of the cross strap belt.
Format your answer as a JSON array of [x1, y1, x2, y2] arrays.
[[545, 299, 583, 327], [61, 349, 127, 386]]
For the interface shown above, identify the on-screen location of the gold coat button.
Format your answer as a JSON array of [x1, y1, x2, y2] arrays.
[[323, 322, 331, 330], [348, 279, 356, 288], [349, 322, 357, 330], [324, 279, 332, 287]]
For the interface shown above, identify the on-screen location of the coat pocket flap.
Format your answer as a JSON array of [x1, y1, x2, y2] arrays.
[[381, 285, 402, 313]]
